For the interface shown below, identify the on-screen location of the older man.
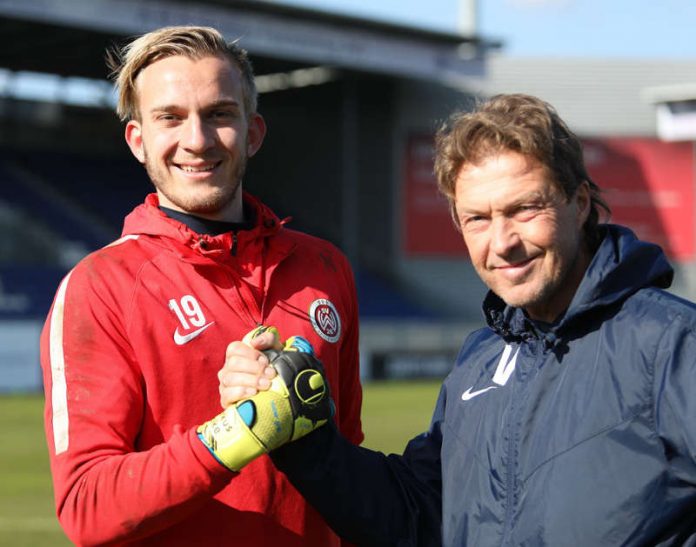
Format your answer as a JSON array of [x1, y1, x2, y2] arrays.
[[227, 94, 696, 546]]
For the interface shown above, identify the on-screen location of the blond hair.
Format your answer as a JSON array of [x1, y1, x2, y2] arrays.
[[107, 26, 257, 121]]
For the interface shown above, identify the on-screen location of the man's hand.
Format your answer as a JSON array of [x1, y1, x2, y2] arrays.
[[198, 330, 332, 471], [218, 326, 280, 407]]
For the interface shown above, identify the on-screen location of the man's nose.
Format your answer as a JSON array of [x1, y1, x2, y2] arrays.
[[181, 116, 214, 152], [490, 217, 520, 256]]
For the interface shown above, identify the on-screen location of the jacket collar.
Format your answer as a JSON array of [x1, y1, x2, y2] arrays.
[[121, 192, 291, 263], [483, 224, 674, 342]]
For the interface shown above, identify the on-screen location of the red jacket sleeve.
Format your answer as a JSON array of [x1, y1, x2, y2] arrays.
[[334, 254, 364, 448], [41, 267, 232, 546]]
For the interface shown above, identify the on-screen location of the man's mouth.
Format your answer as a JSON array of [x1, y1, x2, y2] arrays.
[[175, 162, 221, 173], [489, 257, 534, 270], [490, 256, 536, 279], [498, 257, 533, 269]]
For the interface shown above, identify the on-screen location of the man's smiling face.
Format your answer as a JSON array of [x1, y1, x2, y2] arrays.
[[125, 54, 265, 221], [454, 151, 591, 323]]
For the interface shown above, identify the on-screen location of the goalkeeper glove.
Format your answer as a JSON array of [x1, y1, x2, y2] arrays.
[[197, 329, 333, 471]]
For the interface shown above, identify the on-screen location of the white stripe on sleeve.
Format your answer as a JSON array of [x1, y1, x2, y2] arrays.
[[49, 271, 73, 455], [49, 236, 137, 454]]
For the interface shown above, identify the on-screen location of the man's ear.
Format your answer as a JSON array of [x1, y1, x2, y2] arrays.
[[246, 113, 267, 158], [125, 120, 145, 164], [575, 181, 591, 228]]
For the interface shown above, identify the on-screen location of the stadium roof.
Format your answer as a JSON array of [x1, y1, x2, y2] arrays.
[[0, 0, 499, 85], [463, 55, 696, 137], [642, 82, 696, 104]]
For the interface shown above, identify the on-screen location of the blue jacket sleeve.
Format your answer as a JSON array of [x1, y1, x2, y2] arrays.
[[271, 390, 445, 546], [653, 320, 696, 474]]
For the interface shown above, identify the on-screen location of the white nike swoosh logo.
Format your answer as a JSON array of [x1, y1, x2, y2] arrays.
[[173, 322, 215, 345], [461, 385, 498, 401]]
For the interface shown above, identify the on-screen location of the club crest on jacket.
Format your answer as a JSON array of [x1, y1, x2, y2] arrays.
[[309, 299, 341, 343]]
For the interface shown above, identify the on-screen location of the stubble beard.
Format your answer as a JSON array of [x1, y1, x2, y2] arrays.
[[492, 242, 585, 321], [143, 147, 248, 216]]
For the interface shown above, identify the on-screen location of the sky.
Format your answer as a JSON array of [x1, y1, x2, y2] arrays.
[[268, 0, 696, 59]]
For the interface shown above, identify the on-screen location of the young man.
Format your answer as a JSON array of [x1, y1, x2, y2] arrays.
[[228, 94, 696, 545], [40, 26, 363, 546]]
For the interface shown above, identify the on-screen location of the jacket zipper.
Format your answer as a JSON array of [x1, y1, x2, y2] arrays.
[[499, 340, 535, 546], [230, 232, 238, 256], [500, 340, 544, 545], [501, 380, 520, 545], [226, 234, 281, 327]]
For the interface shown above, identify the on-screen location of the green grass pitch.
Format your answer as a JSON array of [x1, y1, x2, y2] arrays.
[[0, 379, 442, 545]]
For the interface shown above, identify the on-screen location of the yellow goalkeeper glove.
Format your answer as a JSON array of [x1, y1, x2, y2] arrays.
[[197, 328, 333, 471]]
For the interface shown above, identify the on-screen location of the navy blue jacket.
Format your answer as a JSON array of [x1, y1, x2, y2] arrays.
[[274, 225, 696, 546]]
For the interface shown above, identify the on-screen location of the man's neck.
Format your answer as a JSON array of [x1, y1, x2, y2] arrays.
[[160, 204, 255, 235]]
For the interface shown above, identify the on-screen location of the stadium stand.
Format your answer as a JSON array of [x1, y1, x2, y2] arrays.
[[0, 150, 113, 249], [1, 147, 434, 322], [0, 265, 66, 319], [11, 148, 150, 234], [0, 146, 147, 321], [355, 270, 437, 320], [0, 0, 498, 389]]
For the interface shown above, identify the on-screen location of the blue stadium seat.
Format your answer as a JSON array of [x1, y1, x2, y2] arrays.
[[0, 265, 67, 319], [355, 270, 437, 320]]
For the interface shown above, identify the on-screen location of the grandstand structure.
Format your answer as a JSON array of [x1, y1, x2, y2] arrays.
[[0, 0, 496, 388], [352, 57, 696, 337], [4, 1, 694, 390]]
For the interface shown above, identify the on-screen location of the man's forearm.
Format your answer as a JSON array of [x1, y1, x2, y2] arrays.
[[272, 424, 442, 547], [55, 428, 231, 545]]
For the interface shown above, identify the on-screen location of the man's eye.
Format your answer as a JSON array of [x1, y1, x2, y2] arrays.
[[515, 204, 542, 217], [212, 111, 236, 120], [462, 216, 488, 229]]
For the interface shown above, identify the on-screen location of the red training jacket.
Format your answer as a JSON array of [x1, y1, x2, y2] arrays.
[[40, 193, 363, 546]]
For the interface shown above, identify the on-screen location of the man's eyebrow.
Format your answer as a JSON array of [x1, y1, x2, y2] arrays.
[[149, 99, 241, 113], [510, 191, 545, 203], [500, 192, 547, 210], [458, 191, 549, 217], [149, 104, 178, 114], [208, 99, 241, 108]]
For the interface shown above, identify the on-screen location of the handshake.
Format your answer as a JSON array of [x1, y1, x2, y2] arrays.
[[197, 327, 333, 472]]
